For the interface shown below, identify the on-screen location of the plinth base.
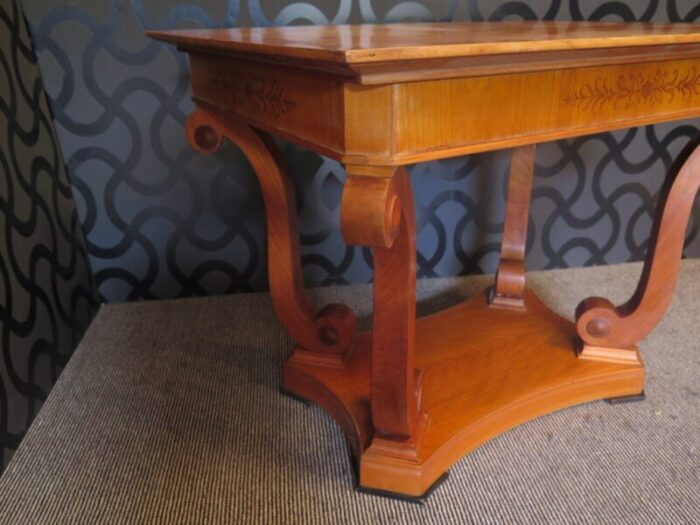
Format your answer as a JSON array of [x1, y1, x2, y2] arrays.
[[282, 288, 645, 498]]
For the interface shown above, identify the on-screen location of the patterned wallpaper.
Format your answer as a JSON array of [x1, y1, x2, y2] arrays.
[[21, 0, 700, 303], [0, 0, 96, 470]]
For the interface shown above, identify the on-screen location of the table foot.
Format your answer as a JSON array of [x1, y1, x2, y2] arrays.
[[355, 472, 450, 504], [605, 391, 646, 405], [282, 288, 645, 498], [279, 386, 312, 406]]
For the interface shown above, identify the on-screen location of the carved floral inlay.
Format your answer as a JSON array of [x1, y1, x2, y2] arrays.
[[212, 72, 297, 117], [563, 68, 700, 113]]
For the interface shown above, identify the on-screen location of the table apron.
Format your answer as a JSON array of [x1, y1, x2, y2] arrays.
[[190, 52, 700, 166]]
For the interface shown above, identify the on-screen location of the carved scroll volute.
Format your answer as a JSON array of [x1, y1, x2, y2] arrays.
[[342, 166, 423, 442], [186, 108, 357, 358], [341, 172, 403, 249], [576, 142, 700, 352], [491, 145, 536, 308]]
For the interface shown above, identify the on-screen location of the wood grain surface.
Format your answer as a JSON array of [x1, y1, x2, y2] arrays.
[[284, 289, 645, 496], [186, 108, 358, 368], [185, 51, 700, 166], [149, 22, 700, 64], [153, 22, 700, 499], [491, 145, 536, 309]]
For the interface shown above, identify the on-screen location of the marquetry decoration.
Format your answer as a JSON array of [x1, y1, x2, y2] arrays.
[[151, 22, 700, 499], [391, 59, 700, 163], [564, 68, 700, 113], [211, 72, 298, 117]]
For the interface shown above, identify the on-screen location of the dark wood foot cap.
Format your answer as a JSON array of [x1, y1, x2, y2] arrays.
[[279, 386, 311, 406], [605, 391, 646, 405], [355, 472, 450, 504]]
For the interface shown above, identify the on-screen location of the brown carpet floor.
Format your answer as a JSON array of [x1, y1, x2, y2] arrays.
[[0, 262, 698, 524]]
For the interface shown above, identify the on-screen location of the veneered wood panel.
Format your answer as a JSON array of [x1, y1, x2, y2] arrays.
[[343, 84, 394, 158], [150, 23, 700, 65], [160, 21, 700, 499], [189, 53, 345, 156], [349, 44, 700, 85], [394, 58, 700, 161]]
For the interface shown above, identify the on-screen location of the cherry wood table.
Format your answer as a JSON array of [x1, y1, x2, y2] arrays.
[[149, 22, 700, 499]]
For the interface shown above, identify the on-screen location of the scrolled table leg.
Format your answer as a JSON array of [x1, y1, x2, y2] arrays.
[[186, 108, 357, 366], [491, 144, 536, 308], [576, 141, 700, 363], [341, 165, 426, 452]]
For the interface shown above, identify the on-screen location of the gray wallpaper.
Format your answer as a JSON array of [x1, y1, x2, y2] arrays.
[[0, 0, 96, 470], [21, 0, 700, 302]]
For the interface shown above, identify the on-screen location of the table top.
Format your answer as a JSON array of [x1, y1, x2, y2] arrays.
[[149, 22, 700, 64], [150, 21, 700, 165]]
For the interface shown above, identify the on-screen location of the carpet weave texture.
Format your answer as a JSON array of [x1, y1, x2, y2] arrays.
[[0, 262, 698, 524]]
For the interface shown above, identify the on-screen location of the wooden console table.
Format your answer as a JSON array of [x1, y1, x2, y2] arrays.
[[149, 22, 700, 499]]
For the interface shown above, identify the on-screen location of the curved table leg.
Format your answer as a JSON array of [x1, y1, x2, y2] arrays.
[[491, 145, 536, 308], [342, 164, 428, 494], [191, 123, 653, 498], [341, 166, 425, 442], [186, 108, 357, 367], [576, 142, 700, 363]]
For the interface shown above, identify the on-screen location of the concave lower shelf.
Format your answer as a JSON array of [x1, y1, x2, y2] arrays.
[[283, 288, 644, 497]]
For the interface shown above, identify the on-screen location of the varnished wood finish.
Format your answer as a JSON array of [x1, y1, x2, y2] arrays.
[[149, 22, 700, 65], [151, 22, 700, 498], [576, 143, 700, 355], [348, 44, 700, 85], [343, 167, 423, 441], [151, 24, 700, 167], [186, 108, 357, 367], [284, 289, 644, 496], [491, 145, 536, 308], [341, 168, 401, 248], [390, 59, 700, 164]]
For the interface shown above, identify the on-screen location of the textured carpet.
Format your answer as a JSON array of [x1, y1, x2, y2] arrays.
[[0, 262, 699, 524]]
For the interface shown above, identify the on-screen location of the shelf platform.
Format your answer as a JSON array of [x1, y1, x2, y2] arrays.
[[282, 288, 645, 497]]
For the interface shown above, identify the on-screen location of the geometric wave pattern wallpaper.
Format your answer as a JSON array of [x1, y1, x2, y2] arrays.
[[22, 0, 700, 303], [0, 0, 96, 470]]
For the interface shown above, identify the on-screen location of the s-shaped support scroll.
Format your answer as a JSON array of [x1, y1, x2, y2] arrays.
[[576, 142, 700, 363], [187, 108, 358, 367], [342, 165, 426, 455], [491, 145, 536, 308]]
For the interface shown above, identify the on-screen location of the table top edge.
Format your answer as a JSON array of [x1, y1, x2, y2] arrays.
[[148, 22, 700, 65]]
